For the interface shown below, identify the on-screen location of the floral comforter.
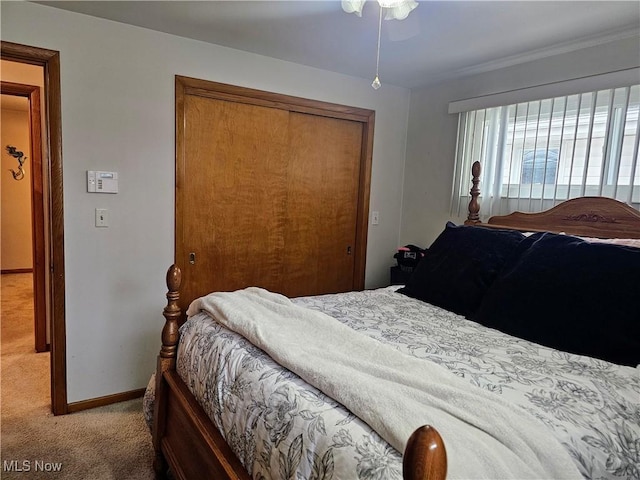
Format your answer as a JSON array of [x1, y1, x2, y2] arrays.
[[144, 287, 640, 480]]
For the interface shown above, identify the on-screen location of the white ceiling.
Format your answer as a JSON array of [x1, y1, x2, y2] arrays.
[[36, 1, 640, 88]]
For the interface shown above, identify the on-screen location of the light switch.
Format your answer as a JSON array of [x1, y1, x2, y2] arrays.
[[371, 211, 379, 225], [95, 208, 108, 227]]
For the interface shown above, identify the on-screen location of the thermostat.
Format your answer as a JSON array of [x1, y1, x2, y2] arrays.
[[87, 171, 118, 193]]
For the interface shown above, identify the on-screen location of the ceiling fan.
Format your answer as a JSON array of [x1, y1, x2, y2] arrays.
[[341, 0, 419, 89]]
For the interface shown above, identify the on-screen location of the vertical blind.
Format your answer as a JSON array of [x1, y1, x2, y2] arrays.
[[451, 84, 640, 218]]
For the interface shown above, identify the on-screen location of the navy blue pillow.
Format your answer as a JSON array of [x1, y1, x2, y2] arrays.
[[399, 222, 526, 317], [473, 232, 640, 367]]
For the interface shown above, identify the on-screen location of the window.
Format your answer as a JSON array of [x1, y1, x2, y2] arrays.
[[521, 149, 558, 184], [451, 85, 640, 218]]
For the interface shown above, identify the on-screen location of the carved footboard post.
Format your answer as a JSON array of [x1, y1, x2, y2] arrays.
[[464, 161, 482, 225], [403, 425, 447, 480], [152, 264, 182, 477]]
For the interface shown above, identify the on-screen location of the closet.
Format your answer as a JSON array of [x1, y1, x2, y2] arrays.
[[175, 76, 374, 310]]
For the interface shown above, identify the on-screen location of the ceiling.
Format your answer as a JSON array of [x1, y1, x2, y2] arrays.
[[36, 1, 640, 89]]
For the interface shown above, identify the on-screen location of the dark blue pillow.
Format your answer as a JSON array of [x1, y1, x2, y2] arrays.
[[473, 232, 640, 367], [399, 222, 526, 317]]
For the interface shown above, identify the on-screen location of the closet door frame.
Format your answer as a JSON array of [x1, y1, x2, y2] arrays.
[[175, 76, 374, 294]]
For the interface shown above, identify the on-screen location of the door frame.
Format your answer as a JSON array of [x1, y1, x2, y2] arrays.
[[1, 41, 67, 415], [1, 81, 47, 352]]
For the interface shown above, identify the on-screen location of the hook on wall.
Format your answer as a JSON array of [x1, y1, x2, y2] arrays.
[[6, 145, 27, 181]]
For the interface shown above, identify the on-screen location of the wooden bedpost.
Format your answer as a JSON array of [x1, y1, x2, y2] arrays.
[[403, 425, 447, 480], [159, 265, 182, 361], [153, 264, 182, 477], [464, 161, 481, 225]]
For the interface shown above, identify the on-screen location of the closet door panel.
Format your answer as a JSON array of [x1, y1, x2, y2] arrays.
[[284, 113, 362, 296], [179, 95, 290, 305]]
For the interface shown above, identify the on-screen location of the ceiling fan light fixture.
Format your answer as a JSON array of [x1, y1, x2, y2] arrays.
[[342, 0, 418, 19], [382, 0, 418, 20], [342, 0, 419, 90], [341, 0, 366, 17]]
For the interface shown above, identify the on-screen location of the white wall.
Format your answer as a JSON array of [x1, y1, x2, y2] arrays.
[[401, 36, 640, 248], [1, 2, 411, 402]]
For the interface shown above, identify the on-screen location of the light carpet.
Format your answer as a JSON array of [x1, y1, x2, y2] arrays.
[[1, 273, 155, 479]]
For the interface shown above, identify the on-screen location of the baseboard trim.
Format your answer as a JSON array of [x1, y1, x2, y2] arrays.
[[67, 388, 146, 413], [1, 268, 33, 274]]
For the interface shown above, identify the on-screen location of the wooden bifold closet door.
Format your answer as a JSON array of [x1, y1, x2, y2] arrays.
[[175, 77, 374, 309]]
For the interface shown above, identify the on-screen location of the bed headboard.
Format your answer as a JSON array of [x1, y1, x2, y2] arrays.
[[465, 161, 640, 239]]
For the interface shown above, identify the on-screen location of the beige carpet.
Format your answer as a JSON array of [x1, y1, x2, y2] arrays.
[[1, 273, 155, 479]]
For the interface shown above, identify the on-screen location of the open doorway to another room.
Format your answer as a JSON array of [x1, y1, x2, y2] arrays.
[[1, 62, 50, 417], [1, 41, 67, 418]]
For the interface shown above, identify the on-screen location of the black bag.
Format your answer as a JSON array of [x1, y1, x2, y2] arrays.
[[394, 244, 426, 273]]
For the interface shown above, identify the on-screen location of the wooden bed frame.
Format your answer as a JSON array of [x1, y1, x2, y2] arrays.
[[152, 160, 640, 480]]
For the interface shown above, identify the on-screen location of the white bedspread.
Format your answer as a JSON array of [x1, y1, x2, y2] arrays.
[[187, 287, 582, 479]]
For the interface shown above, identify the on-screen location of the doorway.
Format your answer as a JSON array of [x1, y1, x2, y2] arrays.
[[1, 81, 46, 353], [1, 41, 67, 415]]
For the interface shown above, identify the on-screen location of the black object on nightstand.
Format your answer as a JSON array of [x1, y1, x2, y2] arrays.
[[390, 265, 413, 285], [391, 244, 427, 285]]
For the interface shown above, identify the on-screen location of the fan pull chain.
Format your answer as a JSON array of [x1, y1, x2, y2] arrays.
[[372, 4, 383, 90]]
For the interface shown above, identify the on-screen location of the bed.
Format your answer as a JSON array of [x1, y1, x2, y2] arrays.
[[147, 161, 640, 480]]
